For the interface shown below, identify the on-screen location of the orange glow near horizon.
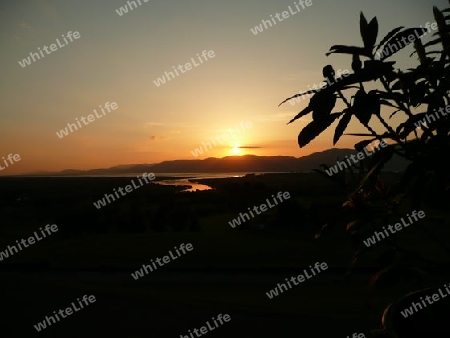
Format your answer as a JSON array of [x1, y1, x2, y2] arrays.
[[231, 146, 241, 155], [1, 0, 432, 175]]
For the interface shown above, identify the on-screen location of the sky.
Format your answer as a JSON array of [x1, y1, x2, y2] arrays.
[[0, 0, 448, 174]]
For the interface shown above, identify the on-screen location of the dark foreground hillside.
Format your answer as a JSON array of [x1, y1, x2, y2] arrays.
[[0, 173, 448, 337]]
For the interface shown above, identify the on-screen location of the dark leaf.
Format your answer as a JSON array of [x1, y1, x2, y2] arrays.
[[311, 91, 337, 122], [410, 39, 428, 65], [346, 133, 377, 137], [375, 26, 404, 52], [333, 109, 353, 145], [278, 82, 357, 108], [396, 112, 429, 138], [352, 54, 362, 72], [379, 99, 399, 109], [427, 94, 445, 115], [360, 12, 369, 43], [360, 12, 378, 52], [354, 138, 376, 151], [364, 17, 378, 52], [388, 110, 400, 119], [375, 90, 407, 103], [319, 68, 388, 96], [287, 106, 312, 125], [346, 220, 360, 232], [423, 37, 442, 48], [365, 17, 379, 51], [362, 60, 396, 79], [352, 90, 380, 125], [434, 6, 447, 33], [341, 85, 360, 90], [378, 28, 429, 60], [326, 45, 371, 57], [287, 90, 337, 124], [353, 149, 393, 195], [367, 90, 381, 115], [359, 13, 378, 52], [391, 80, 403, 90], [278, 90, 320, 107], [298, 114, 340, 147], [314, 223, 328, 239]]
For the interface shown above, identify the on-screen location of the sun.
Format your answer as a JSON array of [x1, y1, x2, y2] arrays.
[[231, 146, 241, 155]]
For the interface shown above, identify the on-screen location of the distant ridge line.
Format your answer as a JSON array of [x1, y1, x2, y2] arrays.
[[19, 149, 409, 176]]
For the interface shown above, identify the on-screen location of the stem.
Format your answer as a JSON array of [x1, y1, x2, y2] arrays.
[[380, 77, 414, 118], [337, 89, 351, 108]]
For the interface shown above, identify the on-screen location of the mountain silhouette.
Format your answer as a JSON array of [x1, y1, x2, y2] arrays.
[[23, 149, 410, 176]]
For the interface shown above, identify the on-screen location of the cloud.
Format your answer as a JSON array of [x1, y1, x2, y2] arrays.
[[238, 146, 262, 149], [149, 135, 169, 141], [145, 122, 165, 127], [18, 22, 31, 30]]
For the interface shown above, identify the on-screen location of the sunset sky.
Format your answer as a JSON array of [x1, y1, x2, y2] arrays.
[[0, 0, 447, 174]]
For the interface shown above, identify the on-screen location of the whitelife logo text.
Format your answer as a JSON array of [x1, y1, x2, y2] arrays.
[[153, 50, 215, 87], [56, 102, 118, 139], [19, 31, 80, 68], [190, 121, 252, 158]]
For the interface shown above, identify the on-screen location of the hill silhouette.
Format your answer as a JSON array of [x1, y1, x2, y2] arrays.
[[23, 148, 410, 176]]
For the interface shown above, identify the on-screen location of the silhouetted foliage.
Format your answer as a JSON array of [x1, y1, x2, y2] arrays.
[[281, 2, 450, 334]]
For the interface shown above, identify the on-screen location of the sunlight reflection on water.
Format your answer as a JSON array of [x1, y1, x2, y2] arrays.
[[154, 179, 213, 192], [152, 172, 270, 192]]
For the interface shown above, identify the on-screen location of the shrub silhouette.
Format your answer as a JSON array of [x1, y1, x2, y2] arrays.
[[280, 3, 450, 335]]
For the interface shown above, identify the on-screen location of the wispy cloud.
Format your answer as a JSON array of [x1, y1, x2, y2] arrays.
[[145, 122, 165, 127], [149, 135, 169, 141], [12, 34, 22, 42], [144, 121, 195, 130], [18, 22, 31, 30]]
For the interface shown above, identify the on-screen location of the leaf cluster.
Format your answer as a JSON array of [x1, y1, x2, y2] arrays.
[[281, 3, 450, 303]]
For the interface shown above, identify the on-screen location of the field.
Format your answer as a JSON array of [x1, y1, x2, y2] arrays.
[[1, 173, 449, 337]]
